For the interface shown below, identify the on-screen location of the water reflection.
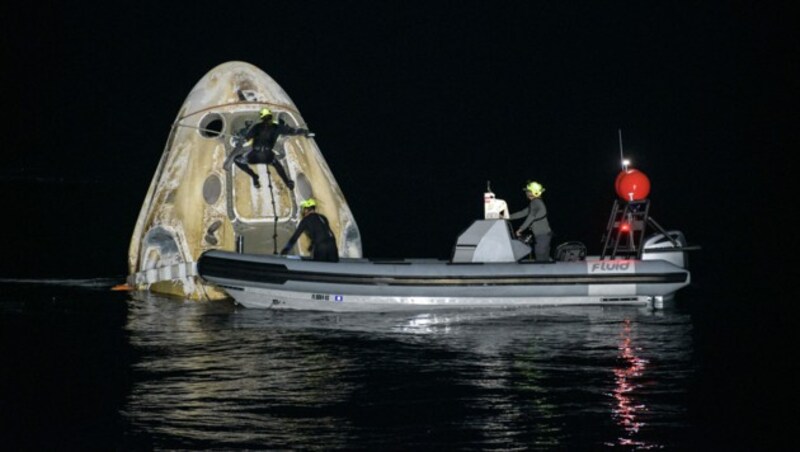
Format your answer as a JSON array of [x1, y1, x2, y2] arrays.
[[122, 293, 694, 449], [611, 318, 650, 448], [124, 293, 361, 449]]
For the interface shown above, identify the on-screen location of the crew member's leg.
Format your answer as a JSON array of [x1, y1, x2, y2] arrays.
[[313, 239, 339, 262], [270, 160, 295, 190], [534, 232, 552, 262], [223, 144, 247, 171], [234, 152, 263, 188]]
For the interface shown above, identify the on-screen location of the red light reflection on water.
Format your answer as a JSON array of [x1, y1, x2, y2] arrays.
[[608, 319, 659, 449]]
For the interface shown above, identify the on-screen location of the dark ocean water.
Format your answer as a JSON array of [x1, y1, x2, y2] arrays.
[[1, 277, 789, 450]]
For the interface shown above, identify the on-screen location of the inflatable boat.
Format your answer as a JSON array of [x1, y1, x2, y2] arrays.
[[197, 216, 693, 312]]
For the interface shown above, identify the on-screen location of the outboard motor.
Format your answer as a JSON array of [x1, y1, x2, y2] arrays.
[[554, 241, 587, 262], [642, 231, 688, 268]]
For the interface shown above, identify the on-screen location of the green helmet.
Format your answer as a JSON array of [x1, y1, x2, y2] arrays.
[[259, 107, 273, 119], [300, 198, 317, 209], [524, 181, 545, 197]]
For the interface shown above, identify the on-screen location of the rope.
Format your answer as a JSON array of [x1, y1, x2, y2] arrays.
[[172, 115, 309, 141], [265, 168, 279, 254], [173, 122, 237, 138], [177, 101, 300, 122]]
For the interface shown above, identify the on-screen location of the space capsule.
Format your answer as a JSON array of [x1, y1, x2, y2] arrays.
[[126, 61, 362, 300]]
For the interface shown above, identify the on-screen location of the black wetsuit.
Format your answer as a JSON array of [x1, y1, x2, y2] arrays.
[[281, 212, 339, 262], [509, 198, 553, 261], [234, 118, 308, 188]]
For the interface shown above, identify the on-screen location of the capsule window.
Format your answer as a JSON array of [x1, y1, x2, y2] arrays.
[[198, 113, 224, 138], [203, 174, 222, 205]]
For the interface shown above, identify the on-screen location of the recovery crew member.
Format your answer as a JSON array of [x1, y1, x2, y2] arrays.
[[509, 181, 553, 261], [233, 107, 312, 190], [280, 198, 339, 262]]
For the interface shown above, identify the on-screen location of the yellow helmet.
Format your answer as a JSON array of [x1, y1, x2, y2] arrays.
[[300, 198, 317, 209], [524, 181, 545, 197], [259, 107, 273, 119]]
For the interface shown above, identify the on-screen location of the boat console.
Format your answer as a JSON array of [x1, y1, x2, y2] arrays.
[[451, 220, 531, 263]]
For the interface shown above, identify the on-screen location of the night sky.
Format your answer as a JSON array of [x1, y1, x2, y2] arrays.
[[1, 2, 794, 287]]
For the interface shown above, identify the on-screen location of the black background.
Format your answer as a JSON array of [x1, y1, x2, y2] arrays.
[[2, 1, 794, 275], [1, 2, 796, 446]]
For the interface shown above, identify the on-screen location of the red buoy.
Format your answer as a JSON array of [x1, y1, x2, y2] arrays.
[[615, 168, 651, 201]]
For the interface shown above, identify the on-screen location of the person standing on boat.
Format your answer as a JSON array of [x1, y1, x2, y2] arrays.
[[280, 198, 339, 262], [233, 107, 312, 190], [510, 181, 553, 261]]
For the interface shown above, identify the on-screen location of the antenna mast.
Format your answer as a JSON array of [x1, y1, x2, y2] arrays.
[[618, 129, 628, 170]]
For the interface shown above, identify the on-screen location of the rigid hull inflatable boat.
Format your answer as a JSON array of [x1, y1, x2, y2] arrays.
[[197, 218, 692, 312]]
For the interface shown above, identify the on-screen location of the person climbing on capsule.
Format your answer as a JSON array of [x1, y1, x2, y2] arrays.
[[233, 107, 313, 190], [509, 181, 553, 262], [280, 198, 339, 262]]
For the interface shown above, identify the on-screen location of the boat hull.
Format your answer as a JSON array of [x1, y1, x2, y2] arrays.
[[198, 250, 690, 311]]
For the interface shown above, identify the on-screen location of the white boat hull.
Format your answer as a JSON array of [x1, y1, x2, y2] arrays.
[[198, 251, 689, 312], [227, 286, 660, 312]]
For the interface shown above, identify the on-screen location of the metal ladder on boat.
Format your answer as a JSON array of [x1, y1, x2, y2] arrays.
[[600, 199, 677, 260]]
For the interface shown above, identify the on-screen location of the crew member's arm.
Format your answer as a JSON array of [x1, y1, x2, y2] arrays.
[[518, 199, 546, 234], [508, 206, 530, 235], [277, 121, 311, 137], [242, 122, 259, 147], [280, 217, 310, 255], [508, 206, 529, 221], [511, 202, 540, 236]]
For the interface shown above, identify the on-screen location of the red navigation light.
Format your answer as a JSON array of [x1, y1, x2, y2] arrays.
[[619, 222, 631, 232], [615, 168, 651, 201]]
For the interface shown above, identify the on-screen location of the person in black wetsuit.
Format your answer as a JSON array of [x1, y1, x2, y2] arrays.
[[280, 198, 339, 262], [509, 181, 553, 261], [233, 107, 311, 190]]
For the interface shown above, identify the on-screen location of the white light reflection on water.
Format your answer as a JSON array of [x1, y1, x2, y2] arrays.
[[393, 312, 453, 335], [609, 318, 654, 448]]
